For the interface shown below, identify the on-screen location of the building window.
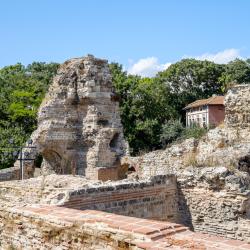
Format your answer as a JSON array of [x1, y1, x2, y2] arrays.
[[203, 115, 206, 128]]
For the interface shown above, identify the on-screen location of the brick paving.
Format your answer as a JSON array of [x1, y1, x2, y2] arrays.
[[19, 205, 250, 250]]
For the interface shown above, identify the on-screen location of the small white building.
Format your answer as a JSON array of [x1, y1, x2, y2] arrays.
[[184, 96, 225, 128]]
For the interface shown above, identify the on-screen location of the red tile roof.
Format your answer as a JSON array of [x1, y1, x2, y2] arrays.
[[184, 96, 224, 110]]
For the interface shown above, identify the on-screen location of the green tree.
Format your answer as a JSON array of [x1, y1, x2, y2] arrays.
[[1, 57, 249, 166], [0, 62, 59, 169], [219, 59, 250, 91], [0, 126, 29, 169], [110, 63, 177, 154], [157, 59, 225, 120]]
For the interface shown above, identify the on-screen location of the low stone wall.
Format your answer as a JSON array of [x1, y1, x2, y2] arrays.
[[62, 175, 178, 221], [0, 166, 20, 182], [125, 133, 250, 241], [128, 146, 250, 241], [0, 174, 178, 222], [0, 206, 139, 250], [178, 187, 250, 242], [1, 205, 248, 250], [128, 139, 197, 179]]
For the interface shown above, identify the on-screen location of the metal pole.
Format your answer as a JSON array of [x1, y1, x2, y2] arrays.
[[0, 144, 37, 180], [20, 148, 23, 180], [21, 148, 24, 180]]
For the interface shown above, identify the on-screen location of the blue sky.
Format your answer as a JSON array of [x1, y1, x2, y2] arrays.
[[1, 0, 250, 76]]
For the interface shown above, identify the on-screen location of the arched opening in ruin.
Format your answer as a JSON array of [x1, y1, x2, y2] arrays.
[[33, 153, 43, 177], [42, 150, 63, 174], [34, 154, 43, 168], [128, 166, 136, 174], [109, 133, 119, 151]]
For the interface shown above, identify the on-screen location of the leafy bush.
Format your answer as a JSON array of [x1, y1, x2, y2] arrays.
[[160, 120, 207, 149], [160, 119, 184, 147], [181, 126, 207, 140]]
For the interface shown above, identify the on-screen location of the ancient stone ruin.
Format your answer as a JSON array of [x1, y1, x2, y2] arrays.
[[127, 84, 250, 242], [0, 58, 249, 249], [18, 55, 128, 180], [225, 84, 250, 128]]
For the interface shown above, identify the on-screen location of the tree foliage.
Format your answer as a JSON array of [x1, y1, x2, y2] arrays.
[[160, 119, 184, 147], [110, 63, 177, 154], [110, 58, 250, 154], [219, 59, 250, 91], [0, 62, 59, 169], [157, 59, 225, 119], [0, 57, 249, 168]]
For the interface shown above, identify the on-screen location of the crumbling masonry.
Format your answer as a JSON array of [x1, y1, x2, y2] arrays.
[[0, 58, 249, 249], [17, 55, 128, 180]]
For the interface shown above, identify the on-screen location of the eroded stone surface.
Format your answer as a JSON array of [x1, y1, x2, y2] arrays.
[[0, 205, 249, 250], [0, 65, 249, 248], [17, 55, 128, 180], [0, 174, 178, 222], [225, 84, 250, 128], [125, 85, 250, 241]]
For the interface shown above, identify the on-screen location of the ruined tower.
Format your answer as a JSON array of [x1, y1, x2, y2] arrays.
[[20, 55, 128, 180]]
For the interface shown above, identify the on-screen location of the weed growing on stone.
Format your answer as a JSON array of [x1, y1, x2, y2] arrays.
[[183, 151, 199, 167], [6, 244, 16, 250]]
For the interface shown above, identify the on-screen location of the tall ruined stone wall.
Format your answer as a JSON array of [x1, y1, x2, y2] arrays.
[[16, 55, 127, 181], [225, 84, 250, 128]]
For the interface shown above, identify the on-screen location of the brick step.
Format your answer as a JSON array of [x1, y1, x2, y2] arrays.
[[149, 226, 188, 241]]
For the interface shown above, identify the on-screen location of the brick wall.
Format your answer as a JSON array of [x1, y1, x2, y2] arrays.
[[0, 206, 136, 250], [209, 105, 225, 126], [126, 140, 250, 241], [62, 175, 178, 221]]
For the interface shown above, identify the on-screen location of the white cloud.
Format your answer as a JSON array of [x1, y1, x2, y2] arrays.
[[128, 57, 171, 77], [193, 48, 242, 64], [127, 49, 242, 77]]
